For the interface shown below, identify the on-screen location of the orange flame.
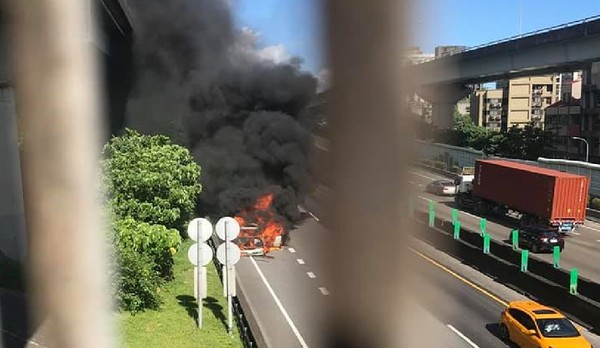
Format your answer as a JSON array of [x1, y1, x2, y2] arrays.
[[234, 193, 285, 254]]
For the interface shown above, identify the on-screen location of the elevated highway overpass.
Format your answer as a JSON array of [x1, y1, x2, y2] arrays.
[[410, 15, 600, 128], [0, 0, 133, 260]]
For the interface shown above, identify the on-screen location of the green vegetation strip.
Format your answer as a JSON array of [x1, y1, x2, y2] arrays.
[[119, 239, 243, 348]]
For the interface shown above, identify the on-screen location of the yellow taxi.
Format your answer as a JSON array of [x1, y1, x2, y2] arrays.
[[499, 300, 592, 348]]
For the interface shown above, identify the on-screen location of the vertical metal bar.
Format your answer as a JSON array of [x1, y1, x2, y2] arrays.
[[10, 0, 114, 347], [325, 0, 414, 346]]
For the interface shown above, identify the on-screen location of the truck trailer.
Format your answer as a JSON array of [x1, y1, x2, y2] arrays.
[[454, 159, 590, 233]]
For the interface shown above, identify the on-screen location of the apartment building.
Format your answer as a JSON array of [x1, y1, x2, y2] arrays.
[[470, 75, 559, 130], [470, 89, 507, 131]]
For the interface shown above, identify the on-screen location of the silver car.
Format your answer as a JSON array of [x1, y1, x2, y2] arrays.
[[426, 179, 457, 196]]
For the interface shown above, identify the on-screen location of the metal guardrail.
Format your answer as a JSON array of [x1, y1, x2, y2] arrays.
[[208, 235, 258, 348], [413, 14, 600, 62]]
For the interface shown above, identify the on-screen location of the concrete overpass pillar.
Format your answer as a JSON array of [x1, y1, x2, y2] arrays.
[[418, 84, 471, 129]]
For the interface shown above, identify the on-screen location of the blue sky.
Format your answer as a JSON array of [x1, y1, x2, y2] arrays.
[[233, 0, 324, 74], [233, 0, 600, 73]]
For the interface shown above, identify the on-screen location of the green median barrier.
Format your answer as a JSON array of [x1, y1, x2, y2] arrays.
[[428, 201, 435, 227], [511, 230, 519, 251], [453, 221, 460, 240], [479, 218, 487, 236], [553, 246, 560, 269], [483, 233, 490, 254], [570, 268, 579, 295], [452, 209, 458, 225], [521, 249, 529, 272]]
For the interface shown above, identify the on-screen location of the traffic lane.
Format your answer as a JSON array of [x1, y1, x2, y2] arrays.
[[285, 218, 332, 292], [235, 257, 302, 348], [400, 301, 481, 347], [252, 244, 330, 348], [409, 167, 600, 238], [412, 196, 600, 283], [412, 249, 510, 347]]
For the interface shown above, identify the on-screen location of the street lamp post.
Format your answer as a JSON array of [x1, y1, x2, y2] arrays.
[[572, 136, 589, 162]]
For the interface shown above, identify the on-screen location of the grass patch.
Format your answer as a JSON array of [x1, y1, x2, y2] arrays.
[[119, 239, 244, 348], [0, 252, 25, 292]]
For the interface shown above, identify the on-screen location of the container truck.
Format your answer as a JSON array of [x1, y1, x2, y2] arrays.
[[454, 159, 590, 233]]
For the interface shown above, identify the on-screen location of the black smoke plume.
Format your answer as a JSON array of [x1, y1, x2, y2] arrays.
[[123, 0, 318, 227]]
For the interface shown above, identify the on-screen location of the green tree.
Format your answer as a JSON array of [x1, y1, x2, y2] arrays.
[[102, 129, 202, 232], [493, 123, 556, 160]]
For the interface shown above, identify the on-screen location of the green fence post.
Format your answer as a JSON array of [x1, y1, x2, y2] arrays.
[[428, 201, 435, 227], [511, 230, 519, 251], [553, 246, 560, 269], [480, 218, 487, 236], [483, 233, 491, 254], [570, 268, 579, 295], [452, 209, 458, 225], [454, 221, 461, 240], [521, 249, 529, 272]]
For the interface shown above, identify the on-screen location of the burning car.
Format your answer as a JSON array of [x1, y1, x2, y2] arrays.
[[233, 194, 285, 256]]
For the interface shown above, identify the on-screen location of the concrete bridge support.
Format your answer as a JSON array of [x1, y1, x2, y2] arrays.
[[419, 84, 471, 129]]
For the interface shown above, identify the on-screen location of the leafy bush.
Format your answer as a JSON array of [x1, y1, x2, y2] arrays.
[[102, 129, 201, 232], [114, 246, 163, 313], [432, 161, 447, 170], [113, 217, 181, 279], [590, 198, 600, 211]]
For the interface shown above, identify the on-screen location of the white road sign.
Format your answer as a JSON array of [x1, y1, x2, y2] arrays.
[[215, 217, 240, 241], [187, 218, 214, 242], [187, 242, 213, 267], [216, 242, 241, 266]]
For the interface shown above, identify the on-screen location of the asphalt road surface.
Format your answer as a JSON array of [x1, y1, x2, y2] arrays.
[[410, 167, 600, 285], [236, 203, 515, 348]]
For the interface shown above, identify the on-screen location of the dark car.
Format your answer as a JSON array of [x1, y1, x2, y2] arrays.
[[515, 226, 565, 253], [425, 179, 457, 196]]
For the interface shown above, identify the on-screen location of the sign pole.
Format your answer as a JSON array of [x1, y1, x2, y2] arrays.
[[197, 219, 202, 328], [225, 221, 233, 335]]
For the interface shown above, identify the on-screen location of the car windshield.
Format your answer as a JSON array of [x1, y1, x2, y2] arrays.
[[536, 318, 580, 338], [438, 181, 454, 187]]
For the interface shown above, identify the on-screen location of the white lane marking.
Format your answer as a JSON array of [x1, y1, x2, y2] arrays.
[[596, 239, 600, 243], [411, 171, 439, 181], [319, 287, 330, 296], [570, 231, 581, 236], [249, 257, 310, 348], [297, 259, 305, 265], [418, 184, 424, 187], [581, 225, 600, 233], [419, 196, 432, 202], [446, 324, 479, 348], [308, 211, 321, 222], [307, 272, 316, 278], [289, 248, 296, 253]]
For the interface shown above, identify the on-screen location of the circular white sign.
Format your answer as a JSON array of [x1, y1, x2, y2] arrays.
[[216, 242, 241, 266], [187, 218, 213, 242], [187, 242, 214, 266], [215, 217, 240, 241]]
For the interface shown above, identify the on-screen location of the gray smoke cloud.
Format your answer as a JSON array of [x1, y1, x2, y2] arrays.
[[123, 0, 318, 225]]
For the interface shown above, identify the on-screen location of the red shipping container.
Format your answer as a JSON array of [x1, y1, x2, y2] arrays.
[[473, 159, 589, 223]]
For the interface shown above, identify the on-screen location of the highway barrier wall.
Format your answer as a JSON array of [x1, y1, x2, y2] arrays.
[[208, 235, 259, 348], [416, 141, 600, 197], [411, 208, 600, 333]]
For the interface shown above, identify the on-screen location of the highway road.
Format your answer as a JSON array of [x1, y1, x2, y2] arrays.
[[236, 199, 531, 348], [409, 167, 600, 285]]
